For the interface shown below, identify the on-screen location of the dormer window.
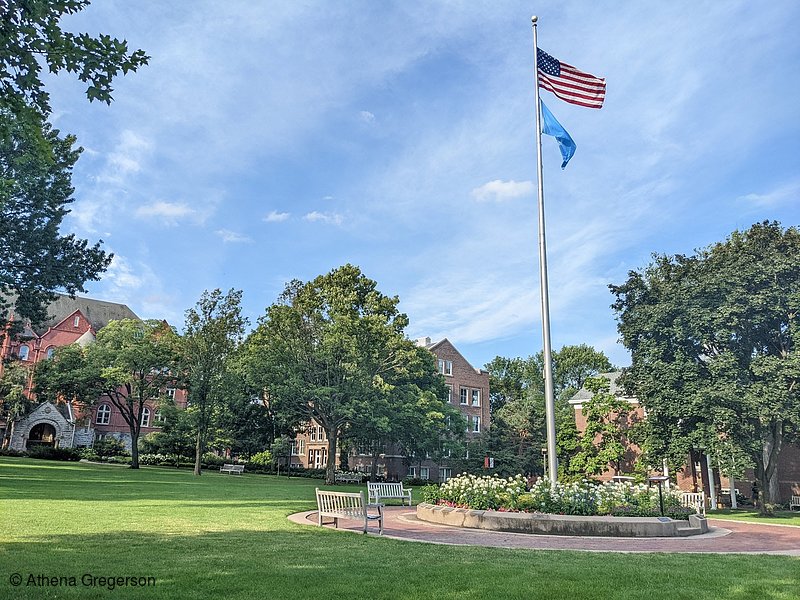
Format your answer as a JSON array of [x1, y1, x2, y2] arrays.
[[73, 316, 80, 328]]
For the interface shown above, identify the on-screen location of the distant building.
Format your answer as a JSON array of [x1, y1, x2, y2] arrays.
[[290, 337, 490, 482], [569, 372, 800, 503], [0, 294, 186, 451]]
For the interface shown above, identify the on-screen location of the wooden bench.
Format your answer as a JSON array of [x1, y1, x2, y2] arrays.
[[681, 492, 707, 515], [367, 481, 412, 506], [790, 495, 800, 511], [220, 464, 244, 475], [315, 488, 383, 534], [335, 472, 362, 484]]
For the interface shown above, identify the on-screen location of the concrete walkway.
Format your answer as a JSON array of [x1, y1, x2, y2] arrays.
[[288, 506, 800, 555]]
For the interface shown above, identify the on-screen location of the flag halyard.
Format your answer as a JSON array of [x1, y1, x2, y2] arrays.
[[537, 48, 606, 109]]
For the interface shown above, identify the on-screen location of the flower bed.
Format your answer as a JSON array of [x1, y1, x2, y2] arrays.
[[421, 474, 693, 520]]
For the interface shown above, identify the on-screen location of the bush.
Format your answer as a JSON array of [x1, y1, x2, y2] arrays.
[[249, 450, 273, 467], [0, 448, 26, 457], [79, 448, 101, 462], [420, 484, 441, 505], [201, 452, 226, 467], [27, 446, 81, 461], [106, 455, 132, 465], [93, 437, 128, 458]]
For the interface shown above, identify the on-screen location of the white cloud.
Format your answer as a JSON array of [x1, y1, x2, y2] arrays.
[[359, 110, 376, 123], [737, 180, 800, 207], [215, 229, 253, 244], [471, 180, 535, 203], [304, 211, 343, 225], [264, 210, 290, 222], [135, 201, 196, 222]]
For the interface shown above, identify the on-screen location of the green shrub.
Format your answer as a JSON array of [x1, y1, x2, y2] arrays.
[[249, 450, 273, 467], [79, 448, 101, 461], [93, 437, 128, 458], [420, 484, 441, 505], [0, 448, 26, 457], [27, 446, 81, 461], [201, 452, 226, 467], [106, 455, 132, 465]]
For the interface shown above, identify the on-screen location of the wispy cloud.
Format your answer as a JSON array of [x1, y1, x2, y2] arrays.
[[737, 180, 800, 207], [135, 201, 196, 223], [471, 180, 535, 203], [304, 211, 343, 225], [215, 229, 253, 243], [359, 110, 376, 123], [264, 210, 290, 222]]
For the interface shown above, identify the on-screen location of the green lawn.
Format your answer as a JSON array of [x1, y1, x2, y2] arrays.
[[1, 458, 798, 600], [709, 509, 800, 527]]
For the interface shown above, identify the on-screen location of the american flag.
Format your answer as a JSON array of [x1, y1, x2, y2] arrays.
[[537, 48, 606, 109]]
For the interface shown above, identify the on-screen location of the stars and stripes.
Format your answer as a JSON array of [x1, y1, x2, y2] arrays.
[[537, 48, 606, 109]]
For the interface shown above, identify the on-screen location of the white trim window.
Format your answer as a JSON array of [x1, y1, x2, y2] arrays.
[[18, 345, 30, 361], [446, 385, 452, 403], [291, 439, 305, 456], [471, 415, 481, 433], [460, 388, 468, 405], [73, 316, 80, 328], [437, 359, 452, 376], [141, 407, 151, 428], [420, 467, 430, 480], [154, 409, 165, 426], [440, 468, 452, 482], [46, 346, 56, 359], [471, 389, 481, 407], [166, 387, 176, 400], [408, 466, 417, 478], [96, 404, 111, 425]]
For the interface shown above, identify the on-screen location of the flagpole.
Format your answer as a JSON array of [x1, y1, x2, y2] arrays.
[[531, 16, 558, 485]]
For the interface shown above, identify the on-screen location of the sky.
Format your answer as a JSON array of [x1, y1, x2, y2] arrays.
[[43, 1, 800, 371]]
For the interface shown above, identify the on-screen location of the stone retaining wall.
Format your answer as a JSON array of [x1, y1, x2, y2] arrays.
[[416, 503, 709, 537]]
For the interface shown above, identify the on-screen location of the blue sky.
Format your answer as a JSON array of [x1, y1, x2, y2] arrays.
[[45, 1, 800, 370]]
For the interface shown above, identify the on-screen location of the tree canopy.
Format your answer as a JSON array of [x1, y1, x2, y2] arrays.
[[242, 264, 453, 484], [611, 221, 800, 507]]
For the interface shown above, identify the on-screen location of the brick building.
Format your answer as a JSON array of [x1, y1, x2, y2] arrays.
[[290, 337, 490, 482], [569, 371, 800, 503], [0, 294, 186, 451]]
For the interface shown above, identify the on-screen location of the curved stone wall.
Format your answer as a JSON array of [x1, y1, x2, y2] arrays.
[[416, 503, 709, 537]]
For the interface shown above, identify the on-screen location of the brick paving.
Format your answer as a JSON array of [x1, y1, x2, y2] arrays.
[[288, 506, 800, 555]]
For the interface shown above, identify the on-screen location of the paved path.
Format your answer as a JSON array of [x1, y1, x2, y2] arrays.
[[288, 506, 800, 555]]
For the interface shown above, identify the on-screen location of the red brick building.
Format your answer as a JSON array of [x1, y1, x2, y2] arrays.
[[290, 337, 490, 482], [0, 294, 186, 451]]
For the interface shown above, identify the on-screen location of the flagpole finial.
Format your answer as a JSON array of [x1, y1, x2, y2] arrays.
[[531, 15, 538, 24]]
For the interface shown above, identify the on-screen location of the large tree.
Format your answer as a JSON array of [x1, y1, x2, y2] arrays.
[[611, 221, 800, 509], [182, 289, 247, 476], [35, 319, 182, 468], [0, 360, 32, 448], [1, 0, 147, 328], [243, 264, 450, 484]]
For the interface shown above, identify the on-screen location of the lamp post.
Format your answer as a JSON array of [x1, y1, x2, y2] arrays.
[[648, 475, 670, 516]]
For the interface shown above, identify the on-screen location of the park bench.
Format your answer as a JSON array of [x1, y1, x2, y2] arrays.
[[790, 495, 800, 511], [681, 492, 707, 516], [315, 488, 383, 534], [220, 464, 245, 475], [335, 472, 362, 484], [367, 481, 413, 506]]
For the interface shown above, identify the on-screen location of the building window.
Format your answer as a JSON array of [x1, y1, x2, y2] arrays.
[[46, 346, 56, 359], [96, 404, 111, 425], [446, 385, 452, 403], [460, 388, 468, 405], [166, 388, 176, 400], [141, 407, 151, 427], [471, 389, 480, 407], [18, 345, 30, 361], [437, 359, 452, 376], [408, 466, 417, 478], [291, 440, 305, 456], [420, 467, 430, 480], [472, 416, 481, 433], [154, 409, 165, 425], [73, 316, 80, 328], [440, 468, 452, 482]]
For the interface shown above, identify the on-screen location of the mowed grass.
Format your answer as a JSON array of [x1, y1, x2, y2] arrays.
[[0, 458, 798, 600], [709, 509, 800, 527]]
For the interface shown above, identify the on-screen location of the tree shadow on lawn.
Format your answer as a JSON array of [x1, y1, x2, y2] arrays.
[[2, 529, 799, 600]]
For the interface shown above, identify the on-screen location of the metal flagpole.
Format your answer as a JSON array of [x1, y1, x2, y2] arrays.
[[531, 16, 558, 485]]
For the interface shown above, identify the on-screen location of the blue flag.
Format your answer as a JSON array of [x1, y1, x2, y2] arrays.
[[540, 100, 576, 169]]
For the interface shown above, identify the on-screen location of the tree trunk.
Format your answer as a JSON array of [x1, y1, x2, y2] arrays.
[[325, 428, 337, 485], [129, 428, 140, 469], [370, 450, 379, 482], [756, 421, 784, 514], [194, 428, 203, 476]]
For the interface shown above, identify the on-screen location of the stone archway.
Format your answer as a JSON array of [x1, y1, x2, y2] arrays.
[[27, 422, 57, 450]]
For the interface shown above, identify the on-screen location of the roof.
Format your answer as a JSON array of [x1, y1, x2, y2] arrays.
[[31, 294, 139, 336], [568, 371, 637, 404], [415, 337, 488, 375]]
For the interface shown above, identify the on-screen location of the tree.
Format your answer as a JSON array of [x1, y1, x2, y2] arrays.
[[1, 0, 147, 329], [242, 264, 449, 484], [0, 360, 32, 448], [35, 319, 182, 468], [0, 0, 149, 118], [182, 289, 247, 476], [0, 110, 111, 329], [611, 221, 800, 510], [568, 376, 638, 478], [552, 344, 613, 402]]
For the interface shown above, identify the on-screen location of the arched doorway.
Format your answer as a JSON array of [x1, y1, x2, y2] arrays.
[[27, 423, 57, 449]]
